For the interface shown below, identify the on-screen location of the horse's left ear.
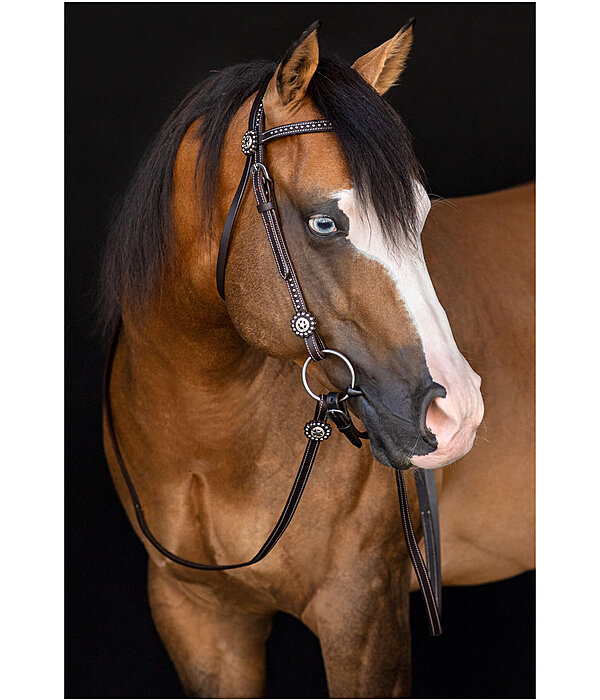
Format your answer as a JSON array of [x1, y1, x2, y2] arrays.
[[352, 18, 415, 95], [263, 21, 320, 120]]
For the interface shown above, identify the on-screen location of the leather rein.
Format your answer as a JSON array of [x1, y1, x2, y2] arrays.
[[104, 85, 443, 636]]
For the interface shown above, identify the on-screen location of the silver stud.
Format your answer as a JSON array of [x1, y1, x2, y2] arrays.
[[291, 311, 317, 338], [241, 130, 257, 155], [304, 420, 331, 441]]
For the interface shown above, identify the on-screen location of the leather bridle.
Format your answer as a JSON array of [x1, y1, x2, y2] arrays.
[[104, 85, 443, 636], [216, 83, 331, 362]]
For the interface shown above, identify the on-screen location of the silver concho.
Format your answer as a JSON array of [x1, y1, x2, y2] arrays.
[[291, 311, 316, 338], [241, 130, 257, 155], [304, 420, 331, 442]]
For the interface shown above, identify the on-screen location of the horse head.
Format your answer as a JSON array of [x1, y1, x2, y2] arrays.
[[215, 23, 484, 470], [108, 21, 484, 471]]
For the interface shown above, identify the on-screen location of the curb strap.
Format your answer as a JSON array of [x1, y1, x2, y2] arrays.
[[396, 469, 443, 636]]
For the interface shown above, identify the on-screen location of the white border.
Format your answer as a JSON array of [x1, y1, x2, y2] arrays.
[[1, 1, 63, 697], [5, 1, 599, 697]]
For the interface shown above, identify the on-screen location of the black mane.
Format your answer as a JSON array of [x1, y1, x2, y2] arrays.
[[99, 57, 422, 335]]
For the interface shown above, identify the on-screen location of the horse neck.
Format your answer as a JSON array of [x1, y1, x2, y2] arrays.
[[120, 104, 284, 416], [121, 276, 267, 399]]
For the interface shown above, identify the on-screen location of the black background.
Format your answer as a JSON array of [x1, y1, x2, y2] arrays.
[[65, 3, 535, 698]]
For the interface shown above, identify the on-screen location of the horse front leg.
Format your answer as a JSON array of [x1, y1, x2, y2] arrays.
[[305, 559, 412, 698], [147, 561, 273, 698]]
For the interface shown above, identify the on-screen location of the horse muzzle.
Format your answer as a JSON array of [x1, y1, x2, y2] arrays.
[[353, 367, 483, 470], [353, 379, 444, 469]]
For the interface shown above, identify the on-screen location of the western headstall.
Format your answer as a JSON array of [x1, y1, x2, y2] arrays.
[[104, 85, 443, 636]]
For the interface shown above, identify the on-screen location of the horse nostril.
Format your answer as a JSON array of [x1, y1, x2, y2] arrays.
[[418, 382, 447, 449]]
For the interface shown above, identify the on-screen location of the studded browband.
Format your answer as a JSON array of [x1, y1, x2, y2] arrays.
[[216, 85, 334, 361]]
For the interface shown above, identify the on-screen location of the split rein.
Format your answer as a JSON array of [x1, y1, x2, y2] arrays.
[[103, 86, 443, 636]]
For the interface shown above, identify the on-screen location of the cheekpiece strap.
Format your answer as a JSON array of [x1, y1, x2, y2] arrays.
[[217, 88, 332, 361]]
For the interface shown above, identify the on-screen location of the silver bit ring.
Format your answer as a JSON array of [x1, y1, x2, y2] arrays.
[[301, 349, 356, 402]]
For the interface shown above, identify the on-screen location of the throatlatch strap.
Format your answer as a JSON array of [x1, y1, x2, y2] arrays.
[[216, 88, 334, 308], [216, 86, 267, 300], [216, 89, 331, 360]]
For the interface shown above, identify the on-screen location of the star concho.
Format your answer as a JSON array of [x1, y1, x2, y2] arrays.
[[304, 420, 331, 442], [241, 130, 257, 155], [291, 311, 317, 338]]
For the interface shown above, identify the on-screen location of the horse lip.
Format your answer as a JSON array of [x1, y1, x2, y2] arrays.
[[351, 393, 422, 470]]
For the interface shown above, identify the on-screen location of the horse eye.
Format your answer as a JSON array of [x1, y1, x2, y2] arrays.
[[308, 215, 338, 236]]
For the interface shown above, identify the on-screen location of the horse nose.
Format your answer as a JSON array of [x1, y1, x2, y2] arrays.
[[418, 382, 447, 449]]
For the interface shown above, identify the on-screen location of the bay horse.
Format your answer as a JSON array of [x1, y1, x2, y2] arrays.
[[101, 21, 534, 698]]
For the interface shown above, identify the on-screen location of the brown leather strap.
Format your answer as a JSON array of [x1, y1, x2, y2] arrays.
[[396, 469, 443, 636], [104, 318, 443, 634], [250, 101, 327, 360], [414, 468, 442, 612], [216, 90, 332, 360], [216, 86, 267, 300], [260, 119, 334, 146], [104, 318, 331, 571], [324, 391, 368, 448], [216, 90, 333, 308]]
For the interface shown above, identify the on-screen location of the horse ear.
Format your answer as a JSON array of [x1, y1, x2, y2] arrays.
[[352, 18, 415, 95], [263, 21, 320, 119]]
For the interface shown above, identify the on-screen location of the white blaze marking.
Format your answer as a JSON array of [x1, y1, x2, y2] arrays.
[[336, 183, 448, 363], [336, 185, 484, 468]]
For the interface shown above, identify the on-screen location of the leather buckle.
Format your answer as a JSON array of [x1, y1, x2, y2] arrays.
[[251, 162, 272, 183]]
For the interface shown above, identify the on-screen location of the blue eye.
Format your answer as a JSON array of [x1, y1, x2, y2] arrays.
[[308, 215, 338, 236]]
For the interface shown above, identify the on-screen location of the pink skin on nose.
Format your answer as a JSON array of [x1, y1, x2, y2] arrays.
[[411, 357, 484, 469]]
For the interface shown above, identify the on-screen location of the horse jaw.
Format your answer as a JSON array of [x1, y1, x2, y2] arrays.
[[336, 185, 484, 469]]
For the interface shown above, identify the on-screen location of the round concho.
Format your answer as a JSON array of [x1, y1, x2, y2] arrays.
[[291, 311, 317, 338], [241, 130, 257, 155], [304, 420, 331, 442]]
